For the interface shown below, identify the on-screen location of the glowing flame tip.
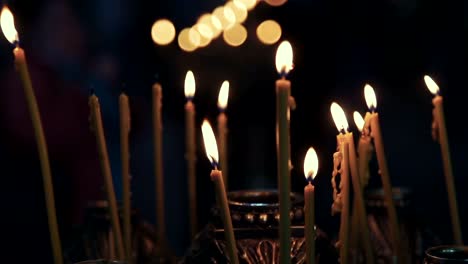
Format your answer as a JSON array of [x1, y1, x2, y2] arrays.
[[201, 119, 219, 166], [275, 40, 293, 75], [304, 147, 319, 180], [330, 102, 349, 133], [353, 111, 365, 132], [218, 80, 230, 109], [184, 70, 196, 98], [424, 75, 440, 95], [1, 6, 19, 44], [364, 84, 377, 111]]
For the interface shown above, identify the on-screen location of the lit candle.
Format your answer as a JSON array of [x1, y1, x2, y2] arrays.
[[424, 75, 462, 245], [119, 92, 132, 262], [303, 147, 319, 264], [1, 7, 63, 264], [201, 120, 239, 264], [89, 94, 125, 260], [364, 84, 405, 263], [330, 102, 351, 264], [152, 83, 166, 242], [353, 111, 373, 187], [184, 70, 198, 237], [275, 40, 294, 264], [217, 81, 229, 190]]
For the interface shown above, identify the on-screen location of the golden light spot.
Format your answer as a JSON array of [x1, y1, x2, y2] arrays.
[[213, 6, 235, 30], [265, 0, 288, 6], [178, 28, 197, 52], [151, 19, 176, 45], [256, 20, 281, 45], [223, 23, 247, 47], [197, 13, 222, 39], [226, 0, 248, 24], [193, 25, 211, 48], [237, 0, 257, 10]]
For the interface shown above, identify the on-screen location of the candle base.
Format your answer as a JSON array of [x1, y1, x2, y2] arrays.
[[182, 189, 339, 263]]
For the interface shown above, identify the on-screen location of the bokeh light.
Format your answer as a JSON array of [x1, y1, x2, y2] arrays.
[[151, 19, 176, 45], [197, 13, 222, 39], [237, 0, 257, 10], [223, 23, 247, 47], [178, 28, 198, 52], [193, 24, 211, 48], [265, 0, 288, 6], [225, 0, 248, 24], [213, 6, 235, 30], [256, 20, 282, 45]]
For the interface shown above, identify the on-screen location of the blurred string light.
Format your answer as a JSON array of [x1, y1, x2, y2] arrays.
[[226, 0, 248, 24], [264, 0, 288, 6], [178, 27, 198, 52], [256, 19, 281, 45], [223, 23, 247, 46], [151, 19, 176, 45]]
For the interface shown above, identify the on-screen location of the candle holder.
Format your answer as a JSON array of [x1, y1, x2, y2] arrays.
[[424, 245, 468, 263], [64, 200, 175, 264], [181, 189, 339, 263]]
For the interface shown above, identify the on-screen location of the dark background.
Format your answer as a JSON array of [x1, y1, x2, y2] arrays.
[[0, 0, 467, 262]]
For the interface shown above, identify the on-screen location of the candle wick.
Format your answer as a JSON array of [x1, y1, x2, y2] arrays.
[[89, 87, 95, 96], [186, 96, 193, 102], [13, 39, 20, 48]]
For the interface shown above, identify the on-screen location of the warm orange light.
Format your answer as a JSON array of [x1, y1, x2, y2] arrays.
[[304, 147, 319, 180], [237, 0, 257, 10], [226, 0, 248, 24], [151, 19, 176, 45], [184, 70, 196, 98], [213, 6, 235, 30], [178, 28, 198, 52], [275, 40, 293, 74], [424, 75, 440, 95], [256, 20, 281, 45], [364, 84, 377, 110], [197, 13, 222, 39], [192, 25, 211, 47], [202, 119, 219, 165], [353, 111, 365, 132], [218, 81, 230, 109], [223, 23, 247, 47], [0, 6, 18, 44], [265, 0, 288, 6], [330, 102, 349, 133]]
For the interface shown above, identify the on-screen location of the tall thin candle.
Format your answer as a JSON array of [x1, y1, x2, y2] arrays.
[[217, 81, 229, 190], [424, 75, 462, 245], [1, 7, 63, 264], [330, 102, 351, 264], [152, 83, 166, 242], [184, 71, 198, 237], [364, 84, 405, 263], [275, 40, 294, 264], [201, 120, 239, 264], [303, 147, 319, 264], [89, 94, 125, 260], [119, 92, 132, 262]]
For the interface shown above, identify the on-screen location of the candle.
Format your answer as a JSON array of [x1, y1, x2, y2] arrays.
[[217, 80, 229, 190], [364, 84, 405, 263], [1, 7, 63, 264], [119, 92, 132, 262], [330, 102, 351, 264], [353, 111, 373, 187], [152, 83, 166, 242], [201, 120, 239, 264], [184, 70, 198, 237], [303, 147, 319, 264], [89, 94, 125, 260], [424, 75, 462, 245], [275, 40, 294, 264]]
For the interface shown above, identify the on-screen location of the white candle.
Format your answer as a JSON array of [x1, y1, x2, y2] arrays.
[[217, 81, 229, 190]]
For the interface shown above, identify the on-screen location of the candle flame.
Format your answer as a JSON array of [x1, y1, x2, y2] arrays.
[[353, 111, 365, 132], [0, 6, 18, 44], [202, 119, 219, 166], [217, 80, 230, 109], [184, 70, 196, 98], [424, 75, 440, 95], [330, 102, 349, 133], [275, 40, 293, 75], [304, 147, 319, 181], [364, 84, 377, 111]]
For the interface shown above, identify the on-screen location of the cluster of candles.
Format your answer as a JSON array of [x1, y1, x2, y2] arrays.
[[1, 5, 463, 264]]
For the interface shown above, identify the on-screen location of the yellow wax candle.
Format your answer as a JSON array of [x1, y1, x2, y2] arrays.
[[201, 120, 239, 264], [330, 102, 350, 264], [1, 7, 63, 264], [364, 84, 405, 263], [424, 75, 462, 245], [184, 70, 198, 237], [345, 131, 375, 263], [275, 40, 294, 264], [89, 94, 125, 260], [303, 147, 319, 264], [217, 81, 229, 190], [354, 111, 373, 187], [152, 83, 166, 242], [119, 92, 132, 262]]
